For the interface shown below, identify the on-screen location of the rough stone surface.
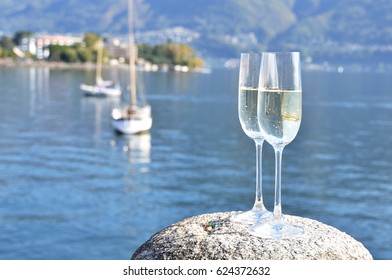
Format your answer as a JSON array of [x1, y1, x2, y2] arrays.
[[131, 212, 373, 260]]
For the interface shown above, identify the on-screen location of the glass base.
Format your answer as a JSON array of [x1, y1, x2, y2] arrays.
[[231, 209, 272, 225], [248, 219, 305, 239]]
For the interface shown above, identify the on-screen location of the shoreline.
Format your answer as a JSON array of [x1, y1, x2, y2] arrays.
[[1, 58, 392, 74], [0, 59, 212, 73], [0, 59, 103, 69]]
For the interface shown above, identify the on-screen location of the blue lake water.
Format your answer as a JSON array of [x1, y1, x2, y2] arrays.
[[0, 66, 391, 259]]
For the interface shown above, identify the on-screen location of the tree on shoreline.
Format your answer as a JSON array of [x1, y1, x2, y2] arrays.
[[1, 31, 204, 69], [0, 35, 15, 58], [138, 43, 203, 68]]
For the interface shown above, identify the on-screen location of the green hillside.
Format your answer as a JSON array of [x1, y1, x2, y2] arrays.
[[0, 0, 391, 62]]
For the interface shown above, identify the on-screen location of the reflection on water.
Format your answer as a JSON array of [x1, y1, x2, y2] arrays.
[[28, 68, 51, 116], [81, 96, 120, 144], [0, 67, 391, 260], [111, 134, 151, 166]]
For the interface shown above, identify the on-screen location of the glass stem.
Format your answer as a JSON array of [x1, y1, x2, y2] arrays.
[[253, 139, 265, 211], [273, 146, 284, 221]]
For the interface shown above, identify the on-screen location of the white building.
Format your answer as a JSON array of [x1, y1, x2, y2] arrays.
[[107, 37, 132, 62], [19, 34, 83, 59]]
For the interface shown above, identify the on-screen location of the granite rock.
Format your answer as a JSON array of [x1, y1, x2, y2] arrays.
[[131, 212, 373, 260]]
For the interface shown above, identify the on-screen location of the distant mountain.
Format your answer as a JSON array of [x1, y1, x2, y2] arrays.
[[0, 0, 391, 63]]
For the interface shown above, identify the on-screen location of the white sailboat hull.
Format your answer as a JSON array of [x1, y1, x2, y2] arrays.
[[112, 117, 152, 134], [111, 105, 152, 134], [80, 84, 121, 97]]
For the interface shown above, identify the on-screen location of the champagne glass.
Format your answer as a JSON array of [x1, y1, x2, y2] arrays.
[[233, 53, 272, 224], [248, 52, 305, 239]]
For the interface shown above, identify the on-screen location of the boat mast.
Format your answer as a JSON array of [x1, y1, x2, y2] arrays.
[[128, 0, 137, 107]]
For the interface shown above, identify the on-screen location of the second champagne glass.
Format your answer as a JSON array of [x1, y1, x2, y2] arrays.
[[233, 53, 272, 224], [249, 52, 305, 239]]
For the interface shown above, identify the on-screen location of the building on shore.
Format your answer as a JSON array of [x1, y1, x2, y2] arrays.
[[19, 34, 83, 59]]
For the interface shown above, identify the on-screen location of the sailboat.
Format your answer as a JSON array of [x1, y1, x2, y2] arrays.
[[80, 39, 121, 97], [111, 0, 152, 134]]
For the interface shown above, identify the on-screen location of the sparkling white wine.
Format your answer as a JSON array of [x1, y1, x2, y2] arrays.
[[257, 89, 302, 146], [239, 87, 262, 139]]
